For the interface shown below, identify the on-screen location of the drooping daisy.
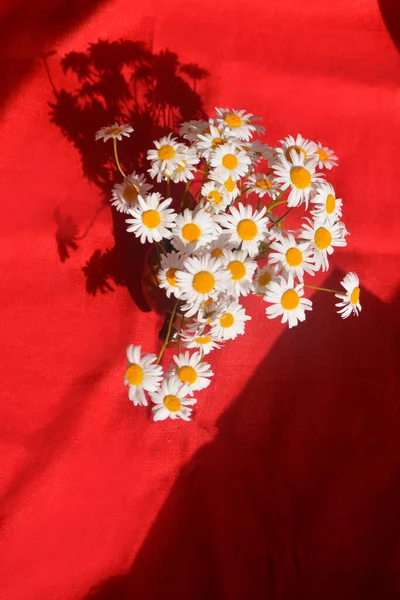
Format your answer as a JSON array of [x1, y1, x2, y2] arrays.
[[147, 134, 186, 177], [150, 376, 196, 422], [167, 351, 214, 395], [95, 123, 133, 142], [273, 149, 323, 208], [124, 345, 163, 406], [209, 143, 252, 181], [201, 181, 232, 214], [169, 146, 200, 183], [210, 300, 251, 341], [275, 133, 317, 163], [196, 123, 228, 159], [126, 193, 177, 243], [253, 265, 278, 296], [179, 119, 210, 142], [246, 173, 279, 199], [313, 142, 338, 170], [111, 172, 153, 213], [264, 276, 313, 329], [268, 233, 316, 280], [171, 207, 220, 254], [218, 202, 269, 257], [215, 108, 265, 141], [335, 272, 362, 318], [300, 218, 347, 272], [176, 254, 230, 316], [221, 249, 257, 297], [158, 251, 186, 298], [180, 330, 222, 355], [310, 182, 343, 223]]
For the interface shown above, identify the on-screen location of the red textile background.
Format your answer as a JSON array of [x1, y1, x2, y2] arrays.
[[1, 1, 400, 598]]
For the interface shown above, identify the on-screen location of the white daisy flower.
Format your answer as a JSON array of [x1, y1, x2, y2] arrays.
[[206, 233, 236, 260], [264, 276, 313, 329], [300, 218, 347, 272], [201, 181, 231, 214], [275, 133, 317, 162], [180, 330, 221, 355], [196, 123, 228, 159], [169, 146, 200, 183], [179, 119, 210, 142], [171, 207, 220, 254], [221, 249, 257, 297], [218, 202, 269, 257], [176, 254, 230, 316], [209, 143, 252, 182], [167, 351, 214, 395], [267, 214, 293, 244], [247, 140, 274, 165], [124, 344, 163, 406], [310, 182, 343, 223], [246, 173, 279, 199], [209, 172, 241, 201], [95, 123, 133, 142], [210, 300, 251, 341], [215, 108, 265, 141], [158, 251, 186, 299], [273, 149, 323, 208], [147, 134, 186, 177], [313, 142, 338, 170], [111, 172, 153, 214], [150, 376, 196, 422], [335, 272, 361, 318], [126, 193, 177, 244], [268, 233, 316, 280], [253, 265, 278, 296]]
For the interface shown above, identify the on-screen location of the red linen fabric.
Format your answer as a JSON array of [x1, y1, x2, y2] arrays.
[[1, 1, 400, 598]]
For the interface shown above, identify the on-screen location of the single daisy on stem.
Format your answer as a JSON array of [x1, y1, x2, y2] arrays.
[[150, 376, 196, 421], [124, 345, 163, 406]]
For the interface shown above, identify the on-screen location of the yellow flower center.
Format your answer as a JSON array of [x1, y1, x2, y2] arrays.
[[350, 287, 360, 305], [208, 190, 222, 205], [106, 126, 122, 136], [285, 247, 303, 267], [222, 153, 239, 170], [166, 268, 177, 287], [220, 312, 234, 328], [316, 148, 328, 161], [314, 227, 332, 250], [237, 219, 257, 241], [281, 289, 300, 310], [142, 210, 161, 229], [285, 145, 307, 161], [258, 272, 272, 287], [228, 260, 246, 280], [163, 394, 181, 412], [290, 166, 312, 189], [193, 271, 215, 294], [123, 184, 138, 202], [224, 113, 242, 128], [224, 177, 236, 193], [178, 365, 197, 385], [195, 335, 212, 345], [256, 179, 271, 190], [158, 144, 175, 160], [326, 194, 336, 214], [176, 160, 187, 172], [212, 137, 224, 148], [211, 248, 223, 258], [182, 223, 201, 242], [126, 364, 144, 386]]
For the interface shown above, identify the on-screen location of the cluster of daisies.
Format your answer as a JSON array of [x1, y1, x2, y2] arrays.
[[96, 111, 361, 421]]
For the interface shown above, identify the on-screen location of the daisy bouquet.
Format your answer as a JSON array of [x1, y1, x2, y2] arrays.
[[96, 109, 361, 422]]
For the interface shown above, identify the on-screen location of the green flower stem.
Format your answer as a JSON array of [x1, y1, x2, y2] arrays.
[[304, 284, 344, 295], [268, 206, 293, 228], [156, 301, 179, 364], [113, 138, 127, 179]]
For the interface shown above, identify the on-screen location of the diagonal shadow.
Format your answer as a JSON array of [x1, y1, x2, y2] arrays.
[[48, 40, 209, 310], [378, 0, 400, 53], [84, 271, 400, 600]]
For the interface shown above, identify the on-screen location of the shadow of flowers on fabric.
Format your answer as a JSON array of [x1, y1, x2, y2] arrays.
[[48, 39, 209, 308], [84, 274, 400, 600]]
